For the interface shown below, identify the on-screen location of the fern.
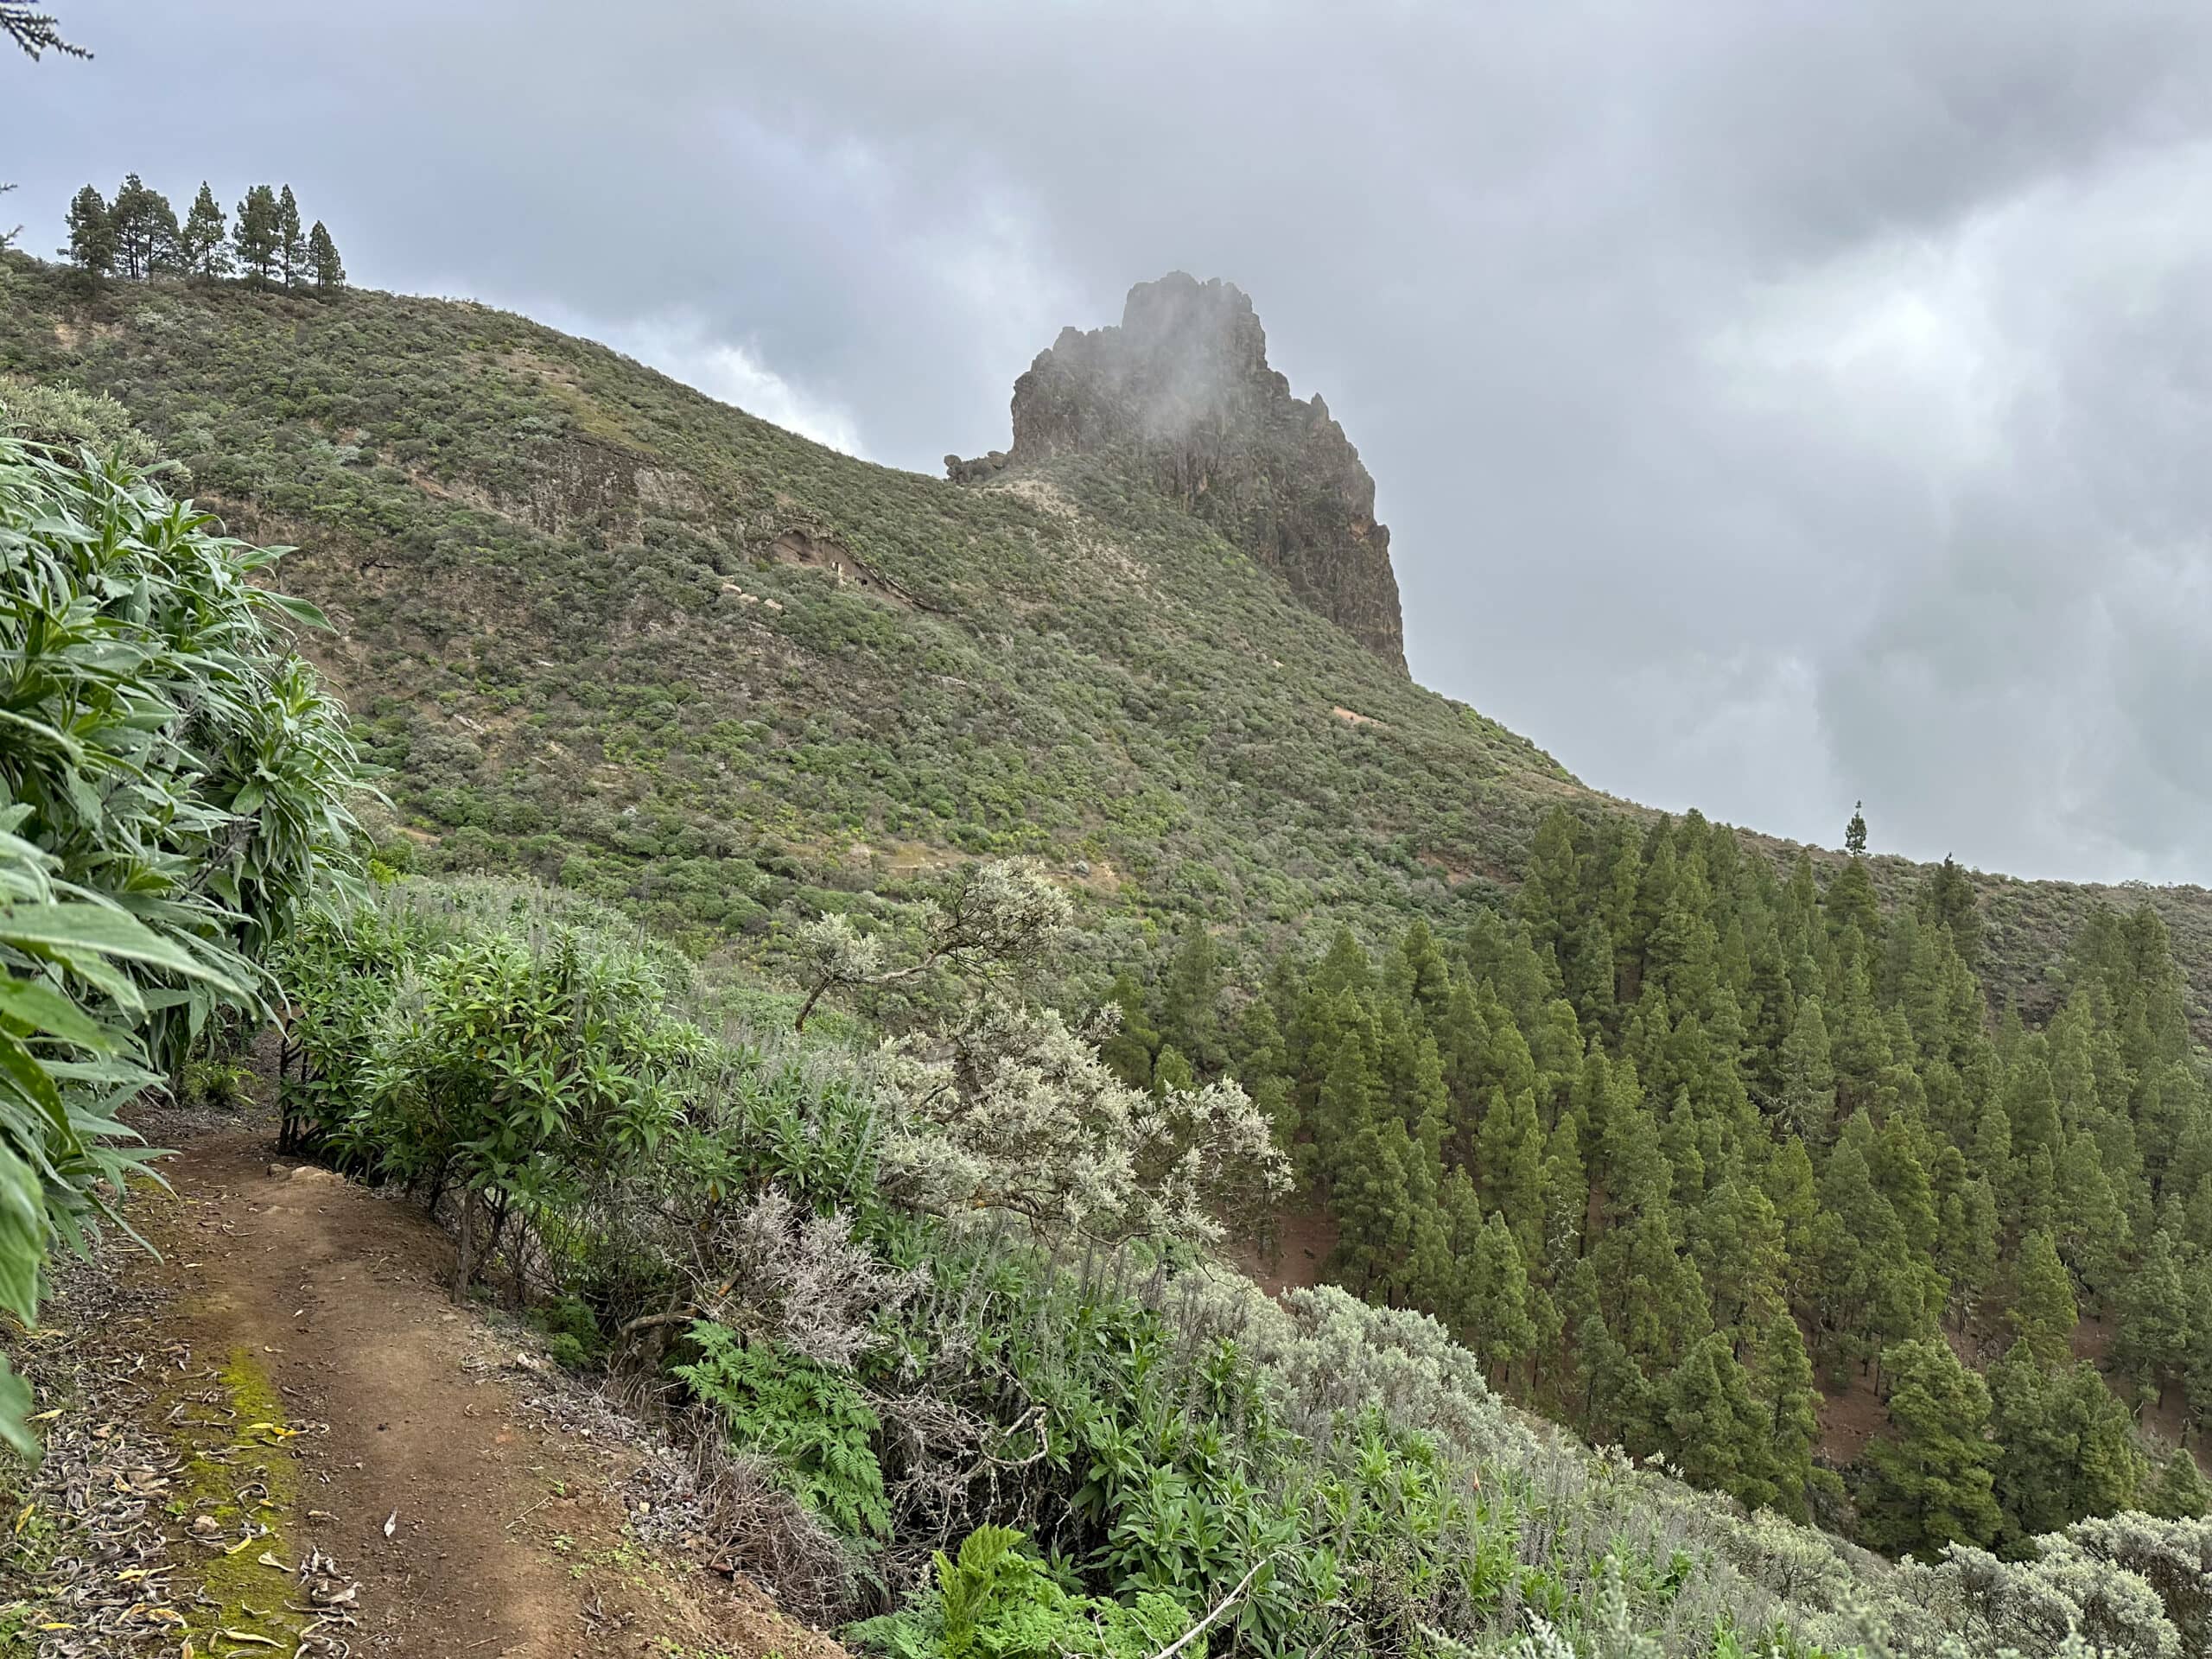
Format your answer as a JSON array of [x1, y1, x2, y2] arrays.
[[675, 1321, 890, 1541], [848, 1525, 1198, 1659]]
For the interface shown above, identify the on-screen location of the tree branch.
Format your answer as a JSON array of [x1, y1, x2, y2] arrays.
[[1144, 1553, 1274, 1659]]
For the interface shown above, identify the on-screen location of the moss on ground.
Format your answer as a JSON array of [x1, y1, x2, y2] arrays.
[[165, 1347, 313, 1652]]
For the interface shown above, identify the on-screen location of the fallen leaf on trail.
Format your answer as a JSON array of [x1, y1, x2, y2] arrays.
[[257, 1549, 289, 1570], [219, 1631, 282, 1648]]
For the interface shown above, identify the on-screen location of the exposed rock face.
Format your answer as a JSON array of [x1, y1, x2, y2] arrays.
[[974, 273, 1408, 672]]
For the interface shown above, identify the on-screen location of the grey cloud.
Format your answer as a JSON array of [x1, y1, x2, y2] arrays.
[[11, 0, 2212, 879]]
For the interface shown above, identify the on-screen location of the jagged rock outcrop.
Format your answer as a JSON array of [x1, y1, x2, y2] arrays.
[[952, 273, 1407, 672]]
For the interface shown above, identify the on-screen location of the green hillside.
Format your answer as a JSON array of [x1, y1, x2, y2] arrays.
[[10, 255, 2212, 1656], [5, 256, 2206, 1031]]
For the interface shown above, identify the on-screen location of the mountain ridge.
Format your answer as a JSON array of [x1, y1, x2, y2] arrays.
[[3, 253, 2210, 1035]]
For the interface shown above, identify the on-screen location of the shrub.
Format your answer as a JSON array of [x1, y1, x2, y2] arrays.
[[0, 373, 162, 470], [0, 422, 360, 1452]]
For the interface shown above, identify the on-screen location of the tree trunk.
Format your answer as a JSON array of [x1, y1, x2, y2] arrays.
[[454, 1190, 477, 1297], [793, 979, 830, 1032]]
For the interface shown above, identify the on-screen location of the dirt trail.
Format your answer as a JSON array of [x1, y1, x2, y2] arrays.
[[10, 1117, 842, 1659], [156, 1131, 592, 1656]]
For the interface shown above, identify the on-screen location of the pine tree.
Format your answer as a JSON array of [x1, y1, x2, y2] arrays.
[[1466, 1211, 1537, 1383], [2116, 1228, 2196, 1407], [1777, 997, 1835, 1142], [1158, 925, 1226, 1072], [1915, 855, 1982, 968], [2051, 1128, 2131, 1301], [1096, 972, 1156, 1090], [1603, 1203, 1713, 1378], [1560, 1255, 1653, 1449], [1825, 859, 1882, 946], [1857, 1337, 2001, 1560], [1328, 1119, 1402, 1298], [232, 184, 280, 285], [1230, 994, 1291, 1142], [1561, 912, 1617, 1036], [1517, 809, 1585, 968], [1309, 993, 1379, 1186], [108, 173, 151, 278], [1986, 1343, 2144, 1543], [1690, 1178, 1789, 1339], [2006, 1230, 2078, 1366], [1659, 1332, 1768, 1503], [1935, 1171, 1999, 1328], [1539, 1116, 1588, 1276], [276, 184, 305, 287], [1845, 802, 1869, 857], [1388, 918, 1453, 1025], [181, 182, 232, 278], [1761, 1135, 1820, 1268], [108, 174, 177, 278], [2143, 1446, 2212, 1519], [60, 182, 113, 277], [306, 220, 345, 291], [1810, 1121, 1935, 1376], [1474, 1084, 1546, 1258], [1747, 1311, 1824, 1523]]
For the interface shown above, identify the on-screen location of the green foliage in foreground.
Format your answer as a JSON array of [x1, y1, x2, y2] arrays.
[[0, 422, 362, 1450], [849, 1525, 1192, 1659], [278, 875, 2212, 1658], [675, 1322, 891, 1542]]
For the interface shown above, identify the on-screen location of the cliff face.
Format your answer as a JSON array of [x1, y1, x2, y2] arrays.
[[959, 273, 1408, 673]]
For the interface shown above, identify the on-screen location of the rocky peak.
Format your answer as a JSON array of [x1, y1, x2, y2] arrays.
[[950, 273, 1408, 674]]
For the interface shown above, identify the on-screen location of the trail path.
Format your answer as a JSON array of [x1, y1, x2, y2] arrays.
[[9, 1116, 840, 1659]]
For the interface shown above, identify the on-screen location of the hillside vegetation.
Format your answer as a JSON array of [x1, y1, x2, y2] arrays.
[[3, 257, 2209, 1038], [8, 261, 2212, 1657]]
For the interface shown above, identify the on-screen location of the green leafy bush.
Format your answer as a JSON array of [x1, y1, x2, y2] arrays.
[[0, 416, 361, 1452], [0, 372, 162, 469]]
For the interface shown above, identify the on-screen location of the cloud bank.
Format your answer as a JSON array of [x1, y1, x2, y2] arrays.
[[11, 0, 2212, 880]]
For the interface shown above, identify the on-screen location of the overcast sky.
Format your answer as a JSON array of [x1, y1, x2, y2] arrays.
[[11, 1, 2212, 884]]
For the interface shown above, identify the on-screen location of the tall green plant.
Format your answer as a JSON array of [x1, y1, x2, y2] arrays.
[[0, 416, 363, 1452]]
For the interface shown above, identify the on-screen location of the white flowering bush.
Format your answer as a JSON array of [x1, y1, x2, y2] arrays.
[[793, 861, 1071, 1031], [1883, 1511, 2212, 1659], [874, 997, 1287, 1247], [713, 1185, 928, 1369]]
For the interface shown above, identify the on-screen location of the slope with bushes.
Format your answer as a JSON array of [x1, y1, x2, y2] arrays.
[[4, 257, 2210, 1039], [270, 868, 2212, 1659], [5, 396, 2212, 1658]]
